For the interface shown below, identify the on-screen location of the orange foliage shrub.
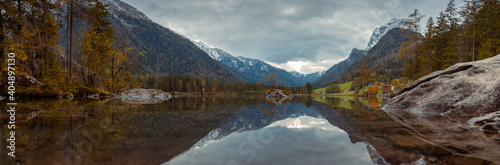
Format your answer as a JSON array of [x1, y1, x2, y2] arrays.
[[368, 84, 379, 95]]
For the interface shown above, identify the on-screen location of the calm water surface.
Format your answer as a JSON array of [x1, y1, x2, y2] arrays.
[[0, 96, 493, 164]]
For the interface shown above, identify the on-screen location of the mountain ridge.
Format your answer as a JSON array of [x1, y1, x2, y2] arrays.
[[290, 71, 325, 84], [191, 40, 304, 86], [312, 48, 366, 87]]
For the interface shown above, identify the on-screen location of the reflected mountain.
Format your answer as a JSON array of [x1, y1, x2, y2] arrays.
[[164, 103, 374, 165], [187, 103, 324, 151]]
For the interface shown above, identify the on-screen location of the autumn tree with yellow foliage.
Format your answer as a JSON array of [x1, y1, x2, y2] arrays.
[[80, 0, 139, 93], [1, 0, 68, 97]]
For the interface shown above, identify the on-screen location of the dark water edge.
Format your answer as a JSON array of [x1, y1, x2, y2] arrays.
[[0, 96, 495, 165]]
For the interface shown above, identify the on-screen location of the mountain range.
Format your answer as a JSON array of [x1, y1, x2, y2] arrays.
[[191, 40, 322, 86], [79, 0, 325, 86], [63, 0, 413, 87], [290, 71, 325, 84]]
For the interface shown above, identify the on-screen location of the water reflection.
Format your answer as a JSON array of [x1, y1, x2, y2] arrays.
[[313, 97, 494, 165], [0, 99, 139, 165], [165, 116, 373, 165], [0, 96, 495, 164]]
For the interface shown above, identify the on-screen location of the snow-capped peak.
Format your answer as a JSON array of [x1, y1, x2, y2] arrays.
[[190, 39, 305, 86], [101, 0, 150, 21], [290, 71, 325, 77], [190, 40, 223, 60], [366, 18, 410, 50], [192, 40, 211, 50]]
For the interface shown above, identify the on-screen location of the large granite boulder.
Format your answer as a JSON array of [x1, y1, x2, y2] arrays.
[[119, 88, 172, 104], [383, 54, 500, 164]]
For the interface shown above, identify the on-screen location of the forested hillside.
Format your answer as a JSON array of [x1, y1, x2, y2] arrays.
[[0, 0, 239, 97], [401, 0, 500, 80], [338, 28, 416, 89], [87, 0, 241, 82], [319, 0, 500, 92]]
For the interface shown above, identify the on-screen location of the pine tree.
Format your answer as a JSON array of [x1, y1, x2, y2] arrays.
[[461, 0, 480, 61], [81, 0, 114, 86], [442, 0, 460, 67], [400, 9, 424, 80], [475, 0, 500, 60], [305, 82, 312, 94], [419, 17, 437, 76]]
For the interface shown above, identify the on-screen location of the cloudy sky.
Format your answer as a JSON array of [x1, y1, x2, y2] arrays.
[[121, 0, 461, 74]]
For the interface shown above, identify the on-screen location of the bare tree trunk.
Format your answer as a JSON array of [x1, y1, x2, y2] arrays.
[[111, 52, 115, 92], [42, 0, 48, 77], [66, 0, 74, 82], [0, 5, 4, 61], [16, 0, 22, 34], [66, 0, 70, 81], [69, 0, 73, 81]]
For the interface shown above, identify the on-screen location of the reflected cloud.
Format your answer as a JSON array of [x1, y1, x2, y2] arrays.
[[164, 116, 373, 165]]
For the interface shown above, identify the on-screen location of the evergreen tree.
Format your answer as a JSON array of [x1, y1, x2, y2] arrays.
[[400, 9, 424, 80], [442, 0, 460, 67], [81, 0, 114, 86], [305, 82, 312, 94], [460, 0, 480, 61], [475, 0, 500, 60]]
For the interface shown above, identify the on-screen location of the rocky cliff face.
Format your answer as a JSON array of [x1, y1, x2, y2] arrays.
[[383, 54, 500, 164]]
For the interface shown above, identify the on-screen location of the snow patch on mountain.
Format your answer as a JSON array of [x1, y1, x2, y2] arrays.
[[190, 40, 304, 86], [366, 18, 410, 50], [290, 71, 325, 84], [102, 0, 150, 21]]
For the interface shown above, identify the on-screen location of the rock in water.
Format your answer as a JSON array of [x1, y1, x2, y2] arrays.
[[383, 54, 500, 164], [120, 88, 172, 104], [265, 89, 293, 104]]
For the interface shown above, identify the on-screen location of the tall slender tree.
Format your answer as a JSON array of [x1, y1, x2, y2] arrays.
[[66, 0, 74, 82], [400, 9, 424, 79], [461, 0, 480, 61], [0, 2, 4, 60], [81, 0, 114, 86]]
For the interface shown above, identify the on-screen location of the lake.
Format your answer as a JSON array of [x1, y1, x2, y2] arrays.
[[0, 95, 494, 165]]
